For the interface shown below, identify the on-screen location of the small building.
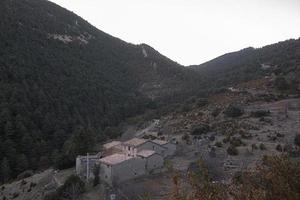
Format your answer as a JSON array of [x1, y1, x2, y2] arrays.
[[123, 138, 167, 157], [99, 154, 146, 185], [137, 150, 164, 172]]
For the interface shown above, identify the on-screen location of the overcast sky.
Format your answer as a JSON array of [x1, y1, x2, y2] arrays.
[[49, 0, 300, 65]]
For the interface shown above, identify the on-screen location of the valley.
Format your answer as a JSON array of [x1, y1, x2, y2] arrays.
[[0, 0, 299, 200]]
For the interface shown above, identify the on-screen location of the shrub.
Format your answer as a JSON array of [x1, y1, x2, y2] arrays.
[[179, 103, 193, 113], [17, 170, 34, 180], [230, 137, 243, 147], [251, 110, 270, 118], [191, 123, 210, 135], [276, 144, 283, 152], [222, 137, 230, 144], [197, 98, 208, 107], [276, 133, 284, 137], [252, 143, 258, 150], [47, 175, 85, 200], [209, 135, 215, 141], [215, 141, 223, 147], [227, 145, 238, 156], [274, 76, 290, 91], [294, 134, 300, 147], [182, 133, 190, 141], [20, 180, 27, 186], [224, 105, 244, 118], [211, 108, 221, 117], [259, 143, 266, 150], [142, 135, 150, 139], [29, 182, 37, 188], [12, 192, 19, 199]]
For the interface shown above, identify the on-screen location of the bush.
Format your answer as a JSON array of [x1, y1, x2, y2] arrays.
[[46, 175, 85, 200], [179, 103, 193, 113], [211, 108, 221, 117], [295, 134, 300, 147], [259, 143, 266, 150], [222, 137, 230, 144], [252, 143, 258, 150], [197, 98, 208, 107], [227, 145, 238, 156], [274, 76, 290, 91], [251, 110, 270, 118], [224, 105, 244, 118], [29, 182, 37, 188], [276, 144, 283, 152], [182, 133, 190, 141], [12, 192, 19, 199], [191, 123, 210, 135], [20, 180, 27, 186], [215, 141, 223, 147], [230, 137, 243, 147], [17, 170, 34, 180], [209, 135, 215, 141]]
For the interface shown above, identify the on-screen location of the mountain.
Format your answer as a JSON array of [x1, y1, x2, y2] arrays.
[[191, 38, 300, 92], [0, 0, 199, 181]]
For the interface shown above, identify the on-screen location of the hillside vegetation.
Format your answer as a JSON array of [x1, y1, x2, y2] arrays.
[[0, 0, 299, 185], [191, 38, 300, 93], [0, 0, 199, 182]]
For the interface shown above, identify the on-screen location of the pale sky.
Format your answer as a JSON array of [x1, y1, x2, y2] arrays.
[[49, 0, 300, 65]]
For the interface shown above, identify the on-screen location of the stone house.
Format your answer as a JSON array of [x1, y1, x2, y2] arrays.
[[99, 153, 146, 185], [122, 138, 167, 157], [137, 150, 164, 171]]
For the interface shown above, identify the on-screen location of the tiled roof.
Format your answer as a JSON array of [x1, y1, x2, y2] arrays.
[[152, 139, 168, 145], [137, 150, 156, 158], [103, 141, 121, 149], [124, 138, 147, 147], [99, 154, 131, 165]]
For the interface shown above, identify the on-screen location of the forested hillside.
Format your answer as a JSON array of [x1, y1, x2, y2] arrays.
[[191, 38, 300, 93], [1, 0, 299, 184], [0, 0, 199, 182]]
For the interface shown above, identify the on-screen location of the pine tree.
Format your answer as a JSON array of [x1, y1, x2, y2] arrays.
[[20, 133, 34, 156], [0, 157, 11, 183], [15, 154, 29, 174], [4, 121, 14, 139]]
